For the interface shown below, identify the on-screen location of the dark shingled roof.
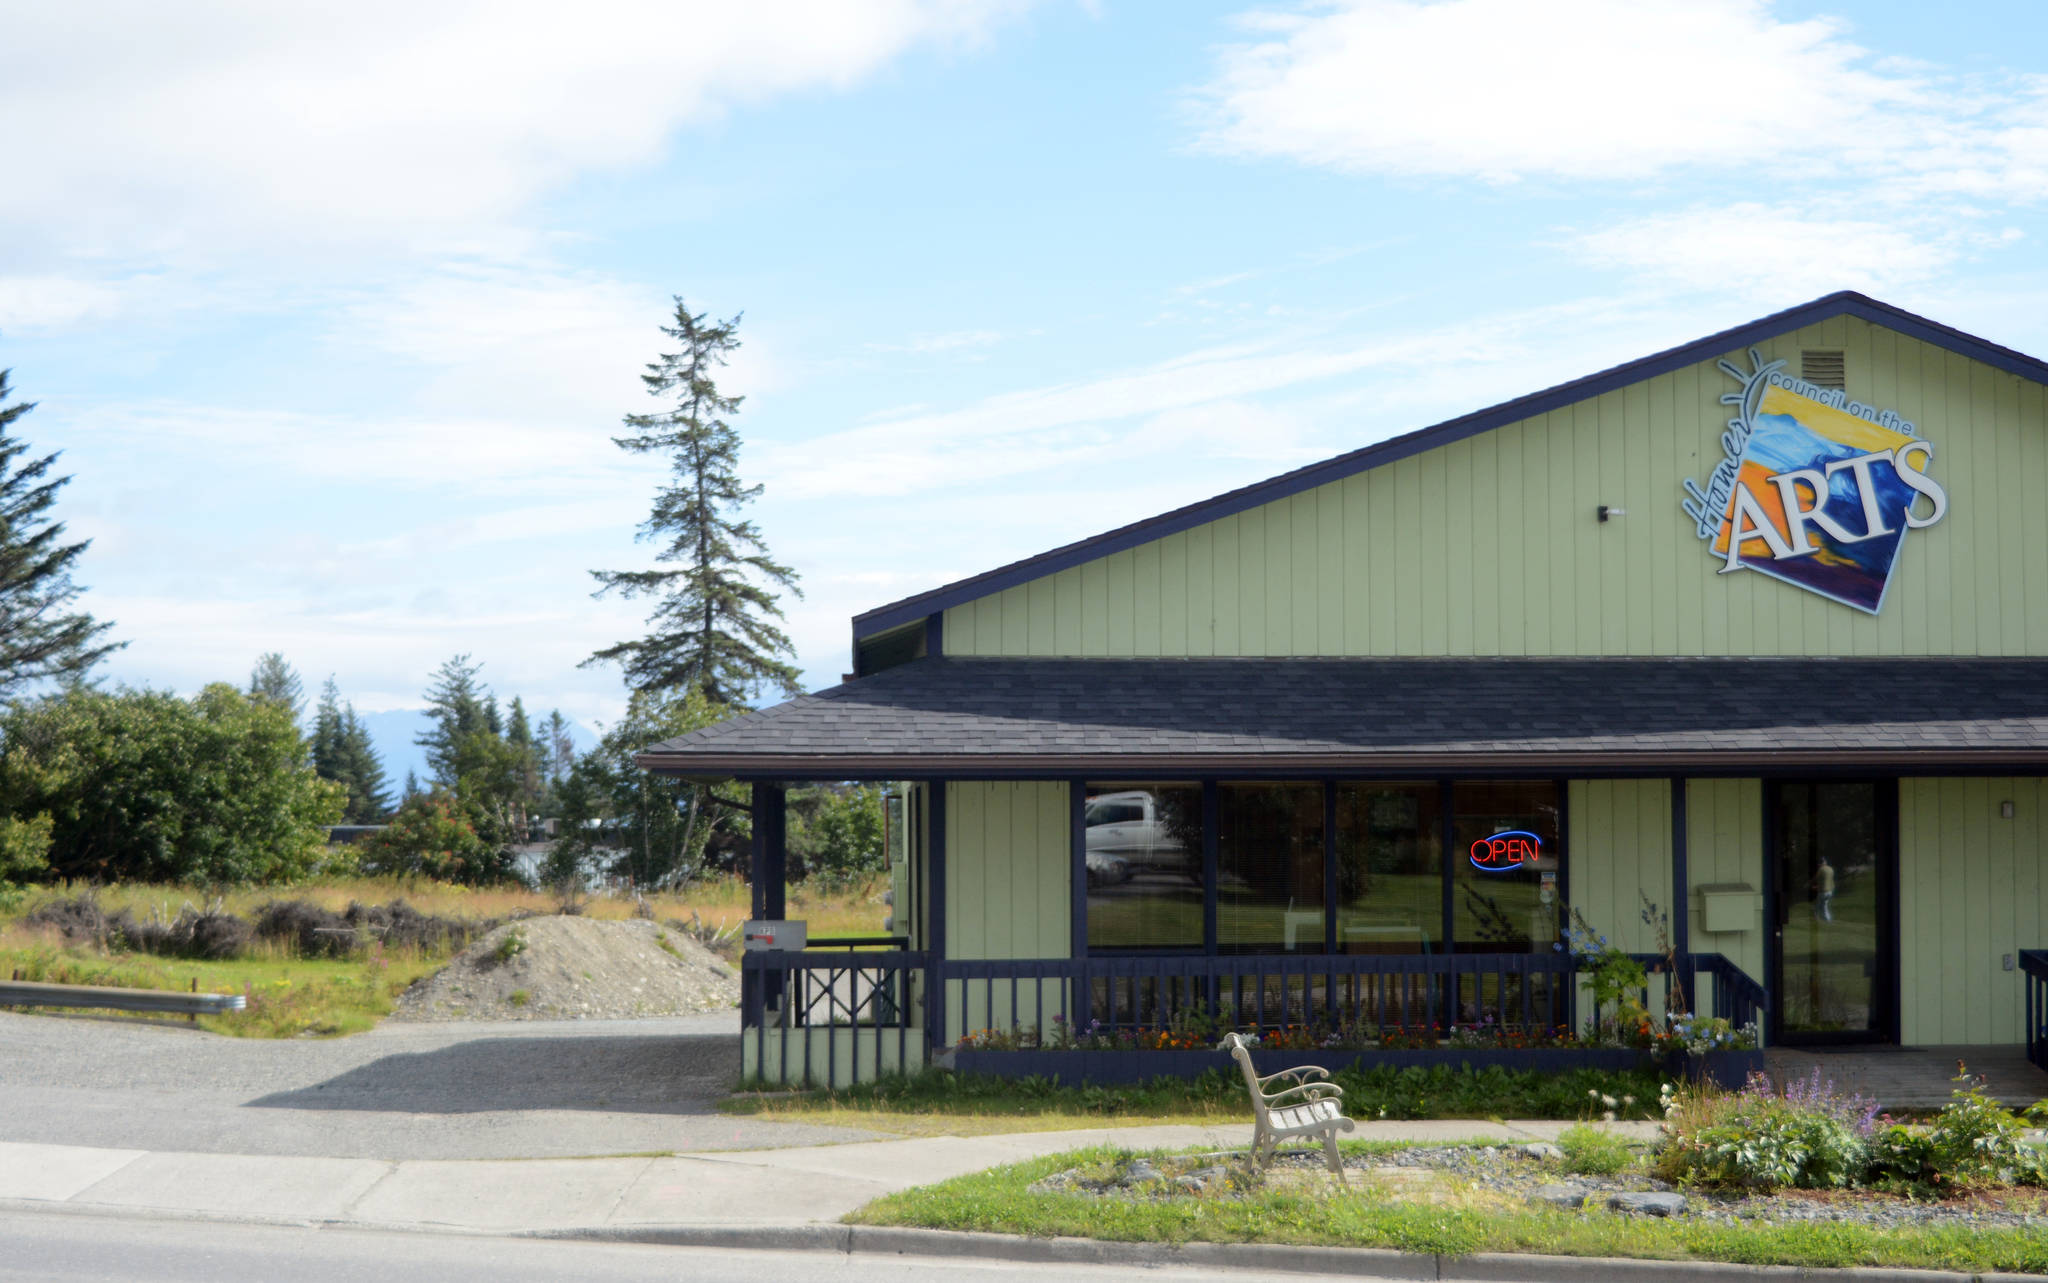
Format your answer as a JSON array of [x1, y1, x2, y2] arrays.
[[636, 656, 2048, 778]]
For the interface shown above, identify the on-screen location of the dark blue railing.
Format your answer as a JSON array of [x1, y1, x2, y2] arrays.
[[2022, 950, 2048, 1073], [742, 948, 1768, 1086], [741, 950, 929, 1087]]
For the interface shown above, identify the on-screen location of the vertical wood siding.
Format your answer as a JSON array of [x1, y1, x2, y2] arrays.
[[943, 318, 2048, 659], [945, 781, 1071, 961], [1684, 779, 1766, 985], [1899, 778, 2048, 1045], [1568, 780, 1673, 955], [942, 781, 1071, 1041]]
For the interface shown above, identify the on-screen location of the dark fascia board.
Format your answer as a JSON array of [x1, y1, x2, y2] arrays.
[[852, 291, 2048, 638], [637, 747, 2048, 780]]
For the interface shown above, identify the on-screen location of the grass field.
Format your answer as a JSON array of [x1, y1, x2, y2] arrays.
[[850, 1143, 2048, 1275], [0, 941, 444, 1037], [0, 873, 888, 1037]]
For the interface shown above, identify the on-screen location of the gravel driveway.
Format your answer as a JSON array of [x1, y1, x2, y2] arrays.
[[0, 1010, 881, 1160]]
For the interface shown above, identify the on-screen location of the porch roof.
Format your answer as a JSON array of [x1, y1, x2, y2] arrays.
[[634, 656, 2048, 779]]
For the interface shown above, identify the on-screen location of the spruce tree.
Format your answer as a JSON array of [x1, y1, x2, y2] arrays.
[[542, 709, 575, 786], [0, 370, 120, 696], [338, 707, 390, 823], [586, 301, 802, 705], [248, 652, 305, 726], [311, 678, 346, 781], [310, 676, 390, 824], [505, 695, 541, 832], [415, 654, 493, 788]]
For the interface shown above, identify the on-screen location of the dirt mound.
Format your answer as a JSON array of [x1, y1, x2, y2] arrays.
[[391, 915, 738, 1022]]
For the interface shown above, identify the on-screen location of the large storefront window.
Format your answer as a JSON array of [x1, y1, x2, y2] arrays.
[[1084, 782, 1203, 949], [1451, 780, 1561, 953], [1335, 783, 1441, 953], [1218, 782, 1324, 953], [1082, 779, 1564, 954]]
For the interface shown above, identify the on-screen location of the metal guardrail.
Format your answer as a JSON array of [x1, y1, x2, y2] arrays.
[[2021, 949, 2048, 1073], [0, 979, 247, 1015]]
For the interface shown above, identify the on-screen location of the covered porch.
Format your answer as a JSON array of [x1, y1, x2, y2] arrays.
[[640, 654, 2048, 1088]]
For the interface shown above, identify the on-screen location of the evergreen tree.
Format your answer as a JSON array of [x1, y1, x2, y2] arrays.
[[402, 769, 422, 803], [337, 707, 390, 823], [0, 370, 120, 697], [310, 676, 390, 824], [586, 301, 802, 705], [415, 654, 493, 788], [247, 652, 304, 726], [543, 709, 575, 786], [506, 695, 541, 830], [310, 677, 346, 781]]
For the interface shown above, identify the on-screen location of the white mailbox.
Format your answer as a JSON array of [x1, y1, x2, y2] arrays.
[[742, 919, 807, 952], [1696, 885, 1758, 934]]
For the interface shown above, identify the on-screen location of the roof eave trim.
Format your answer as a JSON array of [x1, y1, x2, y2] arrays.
[[637, 747, 2048, 778], [851, 291, 2048, 638]]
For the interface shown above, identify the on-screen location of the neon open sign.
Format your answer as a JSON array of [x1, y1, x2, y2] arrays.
[[1470, 831, 1542, 872]]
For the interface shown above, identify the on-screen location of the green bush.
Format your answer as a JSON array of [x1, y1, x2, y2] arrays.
[[1557, 1123, 1635, 1175], [357, 791, 517, 885], [1869, 1089, 2046, 1193], [1654, 1072, 1876, 1191], [0, 685, 343, 885]]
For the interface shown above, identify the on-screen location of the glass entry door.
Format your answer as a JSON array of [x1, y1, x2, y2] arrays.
[[1770, 781, 1897, 1045]]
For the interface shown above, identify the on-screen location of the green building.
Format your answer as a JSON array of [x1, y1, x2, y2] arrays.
[[640, 292, 2048, 1086]]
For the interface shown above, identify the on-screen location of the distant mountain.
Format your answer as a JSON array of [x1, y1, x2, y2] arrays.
[[355, 708, 601, 796]]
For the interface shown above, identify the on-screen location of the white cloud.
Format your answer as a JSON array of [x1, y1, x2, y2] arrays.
[[1196, 0, 2048, 197], [0, 0, 1034, 260], [333, 263, 682, 420], [1566, 204, 1979, 298], [755, 296, 1682, 501], [0, 276, 128, 333]]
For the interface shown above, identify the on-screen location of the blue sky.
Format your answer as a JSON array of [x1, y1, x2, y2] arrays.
[[5, 0, 2048, 730]]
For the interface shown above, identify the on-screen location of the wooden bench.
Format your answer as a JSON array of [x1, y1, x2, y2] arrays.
[[1221, 1031, 1354, 1178]]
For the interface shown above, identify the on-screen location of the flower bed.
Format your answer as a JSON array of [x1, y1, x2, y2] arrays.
[[950, 1045, 1657, 1085]]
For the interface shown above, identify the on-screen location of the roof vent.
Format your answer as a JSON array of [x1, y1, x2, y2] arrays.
[[1801, 350, 1845, 390]]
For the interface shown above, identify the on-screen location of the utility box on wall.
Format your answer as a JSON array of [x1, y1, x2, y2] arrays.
[[1696, 884, 1759, 934]]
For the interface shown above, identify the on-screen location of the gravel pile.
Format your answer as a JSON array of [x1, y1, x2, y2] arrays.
[[392, 915, 739, 1022]]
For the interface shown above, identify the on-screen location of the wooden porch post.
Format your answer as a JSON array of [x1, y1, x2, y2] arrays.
[[1670, 776, 1693, 1010], [924, 782, 948, 1046]]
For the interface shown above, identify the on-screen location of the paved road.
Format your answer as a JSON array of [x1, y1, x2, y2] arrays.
[[0, 1209, 1394, 1283], [0, 1010, 878, 1159]]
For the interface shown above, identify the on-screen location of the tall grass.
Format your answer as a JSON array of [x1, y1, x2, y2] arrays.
[[0, 873, 888, 1036], [1, 873, 890, 940]]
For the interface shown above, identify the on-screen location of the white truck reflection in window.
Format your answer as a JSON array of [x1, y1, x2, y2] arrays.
[[1085, 790, 1194, 886]]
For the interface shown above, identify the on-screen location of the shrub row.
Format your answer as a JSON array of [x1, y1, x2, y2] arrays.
[[20, 893, 489, 961], [1655, 1068, 2048, 1194]]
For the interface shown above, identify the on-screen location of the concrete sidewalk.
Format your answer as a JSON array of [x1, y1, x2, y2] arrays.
[[0, 1119, 1645, 1236]]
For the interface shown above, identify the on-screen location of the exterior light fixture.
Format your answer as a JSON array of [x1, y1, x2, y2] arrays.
[[1598, 505, 1627, 522]]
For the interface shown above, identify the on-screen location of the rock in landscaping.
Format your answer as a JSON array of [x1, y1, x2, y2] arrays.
[[1609, 1192, 1687, 1217], [1530, 1184, 1590, 1209], [1121, 1159, 1164, 1186], [1520, 1142, 1564, 1161], [392, 916, 739, 1021]]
